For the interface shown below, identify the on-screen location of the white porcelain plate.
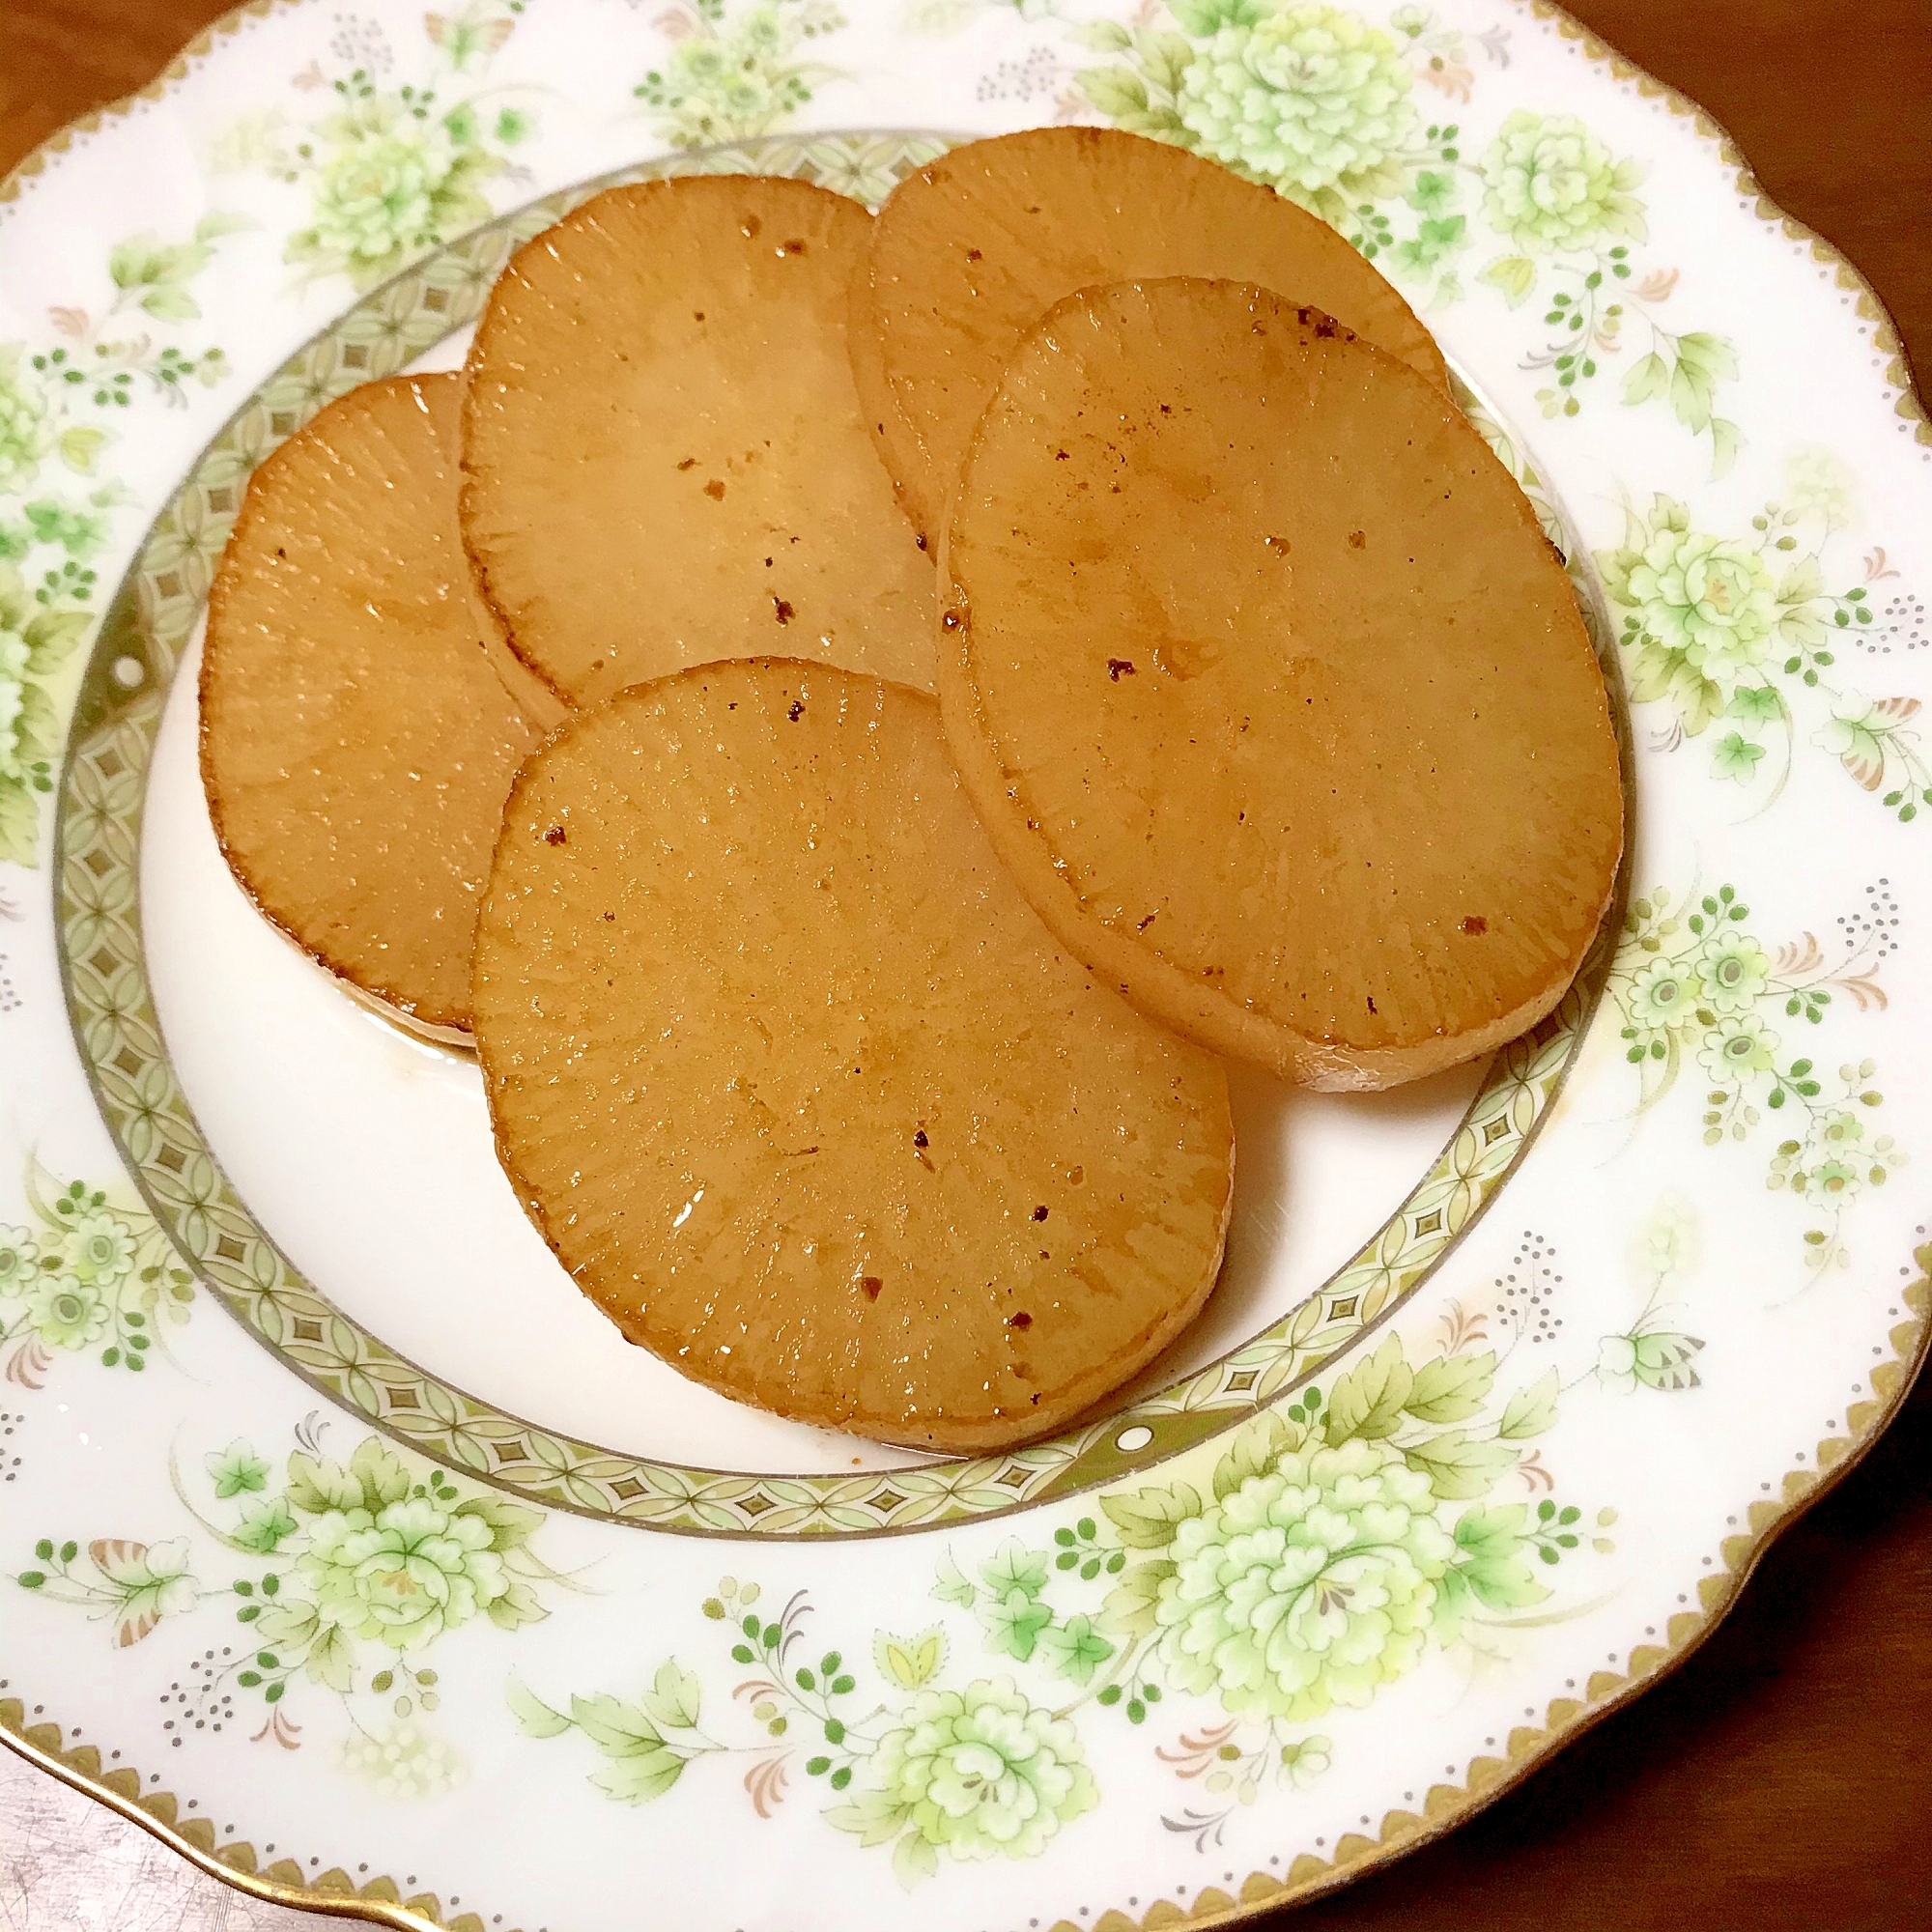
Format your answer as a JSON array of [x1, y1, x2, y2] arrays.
[[1, 4, 1928, 1928]]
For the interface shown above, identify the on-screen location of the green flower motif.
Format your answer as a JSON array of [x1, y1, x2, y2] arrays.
[[858, 1676, 1096, 1871], [1695, 931, 1772, 1014], [1176, 6, 1414, 213], [206, 1439, 270, 1499], [23, 1273, 111, 1351], [1595, 1333, 1638, 1395], [287, 98, 501, 289], [1154, 1437, 1454, 1721], [1815, 692, 1890, 767], [1281, 1732, 1332, 1788], [337, 1720, 468, 1801], [638, 3, 831, 148], [1628, 955, 1700, 1033], [1809, 1157, 1861, 1200], [1624, 527, 1777, 683], [1784, 447, 1856, 526], [298, 1495, 508, 1650], [58, 1209, 136, 1286], [1697, 1010, 1780, 1083], [1479, 110, 1646, 254], [0, 1225, 39, 1293], [0, 347, 55, 496]]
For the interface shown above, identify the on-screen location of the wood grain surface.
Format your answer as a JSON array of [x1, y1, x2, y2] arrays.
[[2, 3, 1929, 1929]]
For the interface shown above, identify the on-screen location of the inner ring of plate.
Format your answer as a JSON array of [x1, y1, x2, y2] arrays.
[[55, 130, 1619, 1538]]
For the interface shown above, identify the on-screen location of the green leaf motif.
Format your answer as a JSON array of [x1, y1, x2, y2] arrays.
[[979, 1541, 1048, 1600], [1100, 1481, 1202, 1550], [139, 287, 202, 322], [1404, 1350, 1495, 1424], [349, 1437, 410, 1511], [893, 1832, 940, 1889], [1100, 1558, 1177, 1639], [1632, 1331, 1705, 1391], [1169, 0, 1270, 32], [1401, 1430, 1519, 1499], [570, 1691, 663, 1754], [454, 1490, 543, 1552], [979, 1586, 1053, 1662], [505, 1678, 573, 1739], [1069, 20, 1132, 52], [931, 1554, 977, 1608], [826, 1787, 908, 1849], [1132, 29, 1197, 98], [1620, 351, 1669, 408], [487, 1573, 547, 1632], [1407, 170, 1456, 217], [642, 1659, 702, 1733], [232, 1495, 298, 1555], [57, 427, 107, 476], [1710, 730, 1765, 782], [1210, 1410, 1295, 1501], [1479, 255, 1537, 307], [1728, 684, 1783, 725], [285, 1451, 361, 1517], [1077, 67, 1150, 120], [1036, 1613, 1116, 1686], [874, 1627, 945, 1691], [1497, 1367, 1560, 1440], [306, 1621, 355, 1692], [1451, 1520, 1550, 1613], [1323, 1333, 1411, 1444]]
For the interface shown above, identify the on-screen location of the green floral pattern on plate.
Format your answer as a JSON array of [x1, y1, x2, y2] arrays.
[[211, 5, 540, 291], [639, 0, 850, 148], [1598, 480, 1925, 816], [1606, 882, 1904, 1272], [1064, 3, 1741, 467], [509, 1324, 1612, 1876], [16, 1419, 561, 1780], [0, 1161, 195, 1388]]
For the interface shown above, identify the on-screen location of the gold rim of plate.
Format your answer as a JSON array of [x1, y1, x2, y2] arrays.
[[2, 5, 1927, 1932]]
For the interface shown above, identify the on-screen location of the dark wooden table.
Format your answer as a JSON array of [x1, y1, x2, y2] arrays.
[[3, 3, 1928, 1928]]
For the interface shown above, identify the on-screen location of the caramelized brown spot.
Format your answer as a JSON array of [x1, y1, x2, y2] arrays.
[[941, 609, 964, 631], [913, 1128, 928, 1149], [703, 479, 726, 500], [1032, 1205, 1048, 1222], [1137, 913, 1156, 931], [780, 238, 807, 255], [1461, 915, 1488, 935], [1008, 1310, 1032, 1328], [773, 597, 795, 625], [544, 826, 567, 846], [1348, 529, 1366, 550], [676, 457, 696, 470], [862, 1275, 882, 1300], [786, 699, 804, 722], [1107, 659, 1136, 680], [739, 214, 761, 239], [1264, 535, 1291, 556], [966, 247, 982, 262]]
